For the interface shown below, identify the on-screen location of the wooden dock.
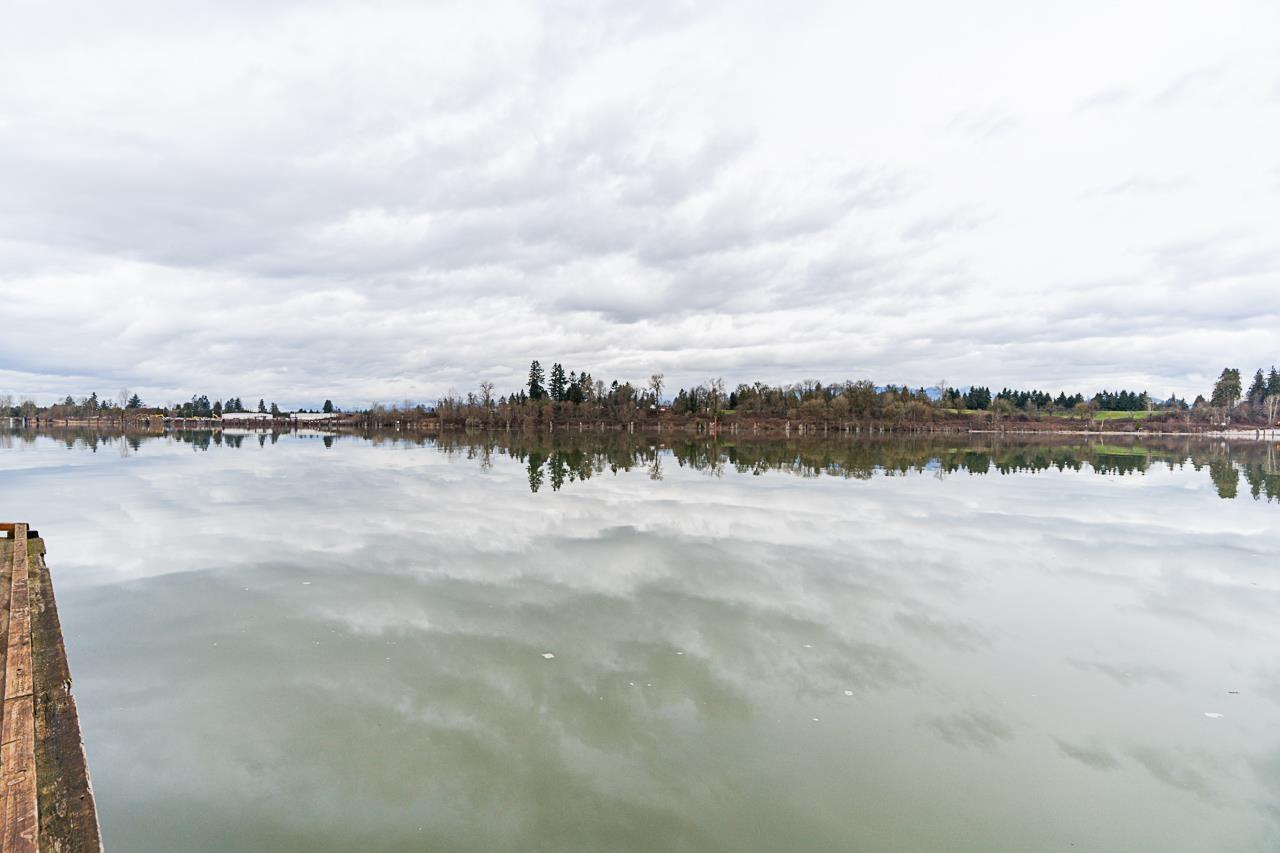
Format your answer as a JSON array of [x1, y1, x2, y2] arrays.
[[0, 525, 100, 852]]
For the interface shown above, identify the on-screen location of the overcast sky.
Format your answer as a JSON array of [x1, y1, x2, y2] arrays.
[[1, 0, 1277, 407]]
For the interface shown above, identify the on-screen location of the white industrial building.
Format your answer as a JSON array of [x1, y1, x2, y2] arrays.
[[220, 412, 275, 422]]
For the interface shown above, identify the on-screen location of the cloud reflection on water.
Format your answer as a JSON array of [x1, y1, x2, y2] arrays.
[[1, 431, 1278, 850]]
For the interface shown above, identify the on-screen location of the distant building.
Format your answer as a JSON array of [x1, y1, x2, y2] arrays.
[[221, 412, 275, 422], [291, 412, 340, 422]]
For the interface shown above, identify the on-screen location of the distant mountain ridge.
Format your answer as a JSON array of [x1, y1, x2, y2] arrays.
[[876, 385, 944, 401]]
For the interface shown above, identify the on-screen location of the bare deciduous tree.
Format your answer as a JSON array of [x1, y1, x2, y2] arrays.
[[708, 377, 725, 417], [648, 373, 664, 405]]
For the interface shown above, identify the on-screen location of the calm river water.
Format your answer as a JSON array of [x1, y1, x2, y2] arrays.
[[1, 429, 1278, 851]]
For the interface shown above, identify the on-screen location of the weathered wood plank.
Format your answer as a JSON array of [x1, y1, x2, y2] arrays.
[[0, 703, 37, 851], [0, 538, 9, 766], [3, 624, 31, 703], [5, 534, 32, 701], [0, 691, 32, 747], [30, 538, 102, 851], [0, 526, 99, 851], [2, 522, 39, 853]]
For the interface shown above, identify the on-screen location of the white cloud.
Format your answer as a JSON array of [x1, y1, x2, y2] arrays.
[[0, 0, 1277, 406]]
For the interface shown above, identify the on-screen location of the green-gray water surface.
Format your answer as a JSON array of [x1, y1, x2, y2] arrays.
[[2, 429, 1278, 851]]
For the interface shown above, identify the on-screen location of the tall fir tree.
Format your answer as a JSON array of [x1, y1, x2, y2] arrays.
[[1247, 369, 1266, 403], [1210, 368, 1242, 408], [549, 363, 566, 401], [527, 360, 545, 400]]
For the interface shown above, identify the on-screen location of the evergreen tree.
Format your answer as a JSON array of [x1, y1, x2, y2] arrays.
[[323, 399, 334, 413], [1210, 368, 1242, 409], [527, 361, 546, 400], [126, 394, 143, 409], [270, 402, 280, 416], [1247, 369, 1266, 404], [257, 398, 267, 413], [549, 363, 566, 401], [1266, 367, 1280, 427], [213, 400, 223, 417], [963, 386, 991, 410]]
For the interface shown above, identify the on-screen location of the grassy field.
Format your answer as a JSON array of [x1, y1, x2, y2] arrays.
[[1092, 410, 1155, 421], [1046, 410, 1155, 421]]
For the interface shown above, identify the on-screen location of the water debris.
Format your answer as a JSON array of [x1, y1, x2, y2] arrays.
[[843, 690, 854, 696], [541, 653, 556, 659], [302, 581, 311, 585], [803, 644, 813, 649], [811, 717, 820, 722], [1227, 690, 1239, 694], [1204, 712, 1224, 719], [676, 651, 684, 655]]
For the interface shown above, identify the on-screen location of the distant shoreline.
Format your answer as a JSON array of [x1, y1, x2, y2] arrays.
[[966, 428, 1278, 440], [8, 416, 1277, 443]]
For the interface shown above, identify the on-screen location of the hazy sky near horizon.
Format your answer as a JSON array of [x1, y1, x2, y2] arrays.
[[1, 0, 1278, 407]]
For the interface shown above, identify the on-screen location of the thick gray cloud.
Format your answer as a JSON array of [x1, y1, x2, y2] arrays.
[[1, 0, 1277, 406]]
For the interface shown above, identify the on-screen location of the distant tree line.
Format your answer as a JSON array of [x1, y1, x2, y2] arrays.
[[392, 360, 1273, 429], [0, 391, 341, 421], [5, 362, 1278, 429]]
